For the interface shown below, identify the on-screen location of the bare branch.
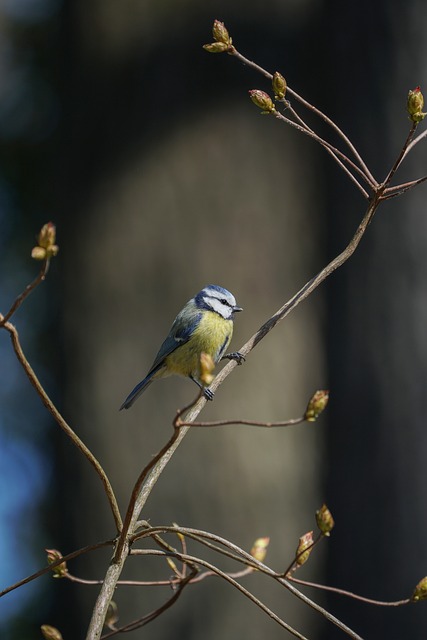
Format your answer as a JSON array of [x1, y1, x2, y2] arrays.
[[289, 576, 411, 607], [2, 321, 122, 532]]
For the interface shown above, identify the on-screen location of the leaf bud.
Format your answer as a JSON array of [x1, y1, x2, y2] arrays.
[[212, 20, 231, 45], [295, 531, 314, 567], [412, 576, 427, 602], [248, 89, 275, 114], [203, 42, 229, 54], [250, 537, 270, 564], [407, 86, 426, 123], [305, 390, 329, 422], [45, 548, 68, 578], [41, 626, 63, 640], [272, 72, 287, 99], [315, 504, 335, 536], [32, 222, 59, 260]]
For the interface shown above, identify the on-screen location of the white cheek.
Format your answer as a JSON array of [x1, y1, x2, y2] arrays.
[[204, 297, 231, 319]]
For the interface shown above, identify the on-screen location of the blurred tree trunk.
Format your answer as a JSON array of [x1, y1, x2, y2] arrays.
[[54, 0, 427, 639], [57, 2, 324, 639], [320, 0, 427, 638]]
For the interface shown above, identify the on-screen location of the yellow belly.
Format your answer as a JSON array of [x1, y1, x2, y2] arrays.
[[164, 313, 233, 379]]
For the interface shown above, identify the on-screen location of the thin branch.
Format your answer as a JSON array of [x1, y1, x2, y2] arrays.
[[132, 549, 310, 640], [0, 260, 50, 327], [277, 101, 371, 196], [100, 566, 197, 638], [0, 540, 113, 598], [132, 525, 363, 639], [402, 126, 427, 156], [382, 174, 427, 199], [381, 122, 418, 187], [113, 425, 183, 561], [230, 46, 377, 186], [176, 415, 306, 428], [3, 321, 122, 532], [289, 576, 411, 607]]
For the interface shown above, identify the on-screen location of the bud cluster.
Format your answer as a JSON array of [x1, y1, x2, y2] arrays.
[[31, 222, 59, 261], [203, 20, 232, 54]]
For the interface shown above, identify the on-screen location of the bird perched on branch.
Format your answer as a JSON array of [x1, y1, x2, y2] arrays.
[[120, 284, 243, 410]]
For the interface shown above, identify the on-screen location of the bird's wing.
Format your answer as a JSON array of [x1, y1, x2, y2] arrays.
[[147, 310, 202, 375]]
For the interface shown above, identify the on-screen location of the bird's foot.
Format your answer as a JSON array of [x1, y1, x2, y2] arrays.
[[203, 387, 215, 401], [222, 351, 246, 365]]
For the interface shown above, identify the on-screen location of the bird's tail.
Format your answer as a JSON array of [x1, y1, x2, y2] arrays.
[[119, 375, 154, 410]]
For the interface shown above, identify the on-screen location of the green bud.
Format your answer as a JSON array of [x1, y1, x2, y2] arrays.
[[305, 390, 329, 422], [272, 72, 287, 99], [316, 504, 335, 536], [203, 42, 229, 54], [41, 626, 63, 640], [407, 86, 426, 123], [212, 20, 231, 45], [295, 531, 314, 566], [412, 576, 427, 602], [248, 89, 275, 113]]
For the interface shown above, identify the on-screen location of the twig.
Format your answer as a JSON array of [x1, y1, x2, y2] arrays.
[[0, 260, 50, 327], [230, 47, 377, 187], [273, 107, 370, 198], [176, 415, 306, 428], [131, 549, 309, 639], [381, 122, 418, 187], [0, 540, 113, 598], [289, 575, 411, 607], [131, 525, 363, 639], [100, 566, 197, 638], [2, 321, 122, 532], [382, 174, 427, 199]]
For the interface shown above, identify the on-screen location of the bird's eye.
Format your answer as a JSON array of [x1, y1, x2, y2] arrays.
[[220, 298, 229, 306]]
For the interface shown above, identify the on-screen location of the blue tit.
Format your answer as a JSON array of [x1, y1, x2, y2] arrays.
[[120, 284, 243, 410]]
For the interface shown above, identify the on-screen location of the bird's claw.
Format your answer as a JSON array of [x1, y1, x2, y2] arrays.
[[223, 351, 246, 365], [203, 387, 215, 401]]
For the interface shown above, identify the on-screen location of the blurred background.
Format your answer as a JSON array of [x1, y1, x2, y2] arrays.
[[1, 0, 427, 638]]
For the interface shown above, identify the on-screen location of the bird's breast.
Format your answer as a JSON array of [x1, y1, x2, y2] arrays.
[[165, 313, 233, 377]]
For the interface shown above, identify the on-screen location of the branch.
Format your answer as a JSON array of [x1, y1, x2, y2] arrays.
[[0, 260, 50, 327], [229, 47, 377, 187], [0, 540, 113, 598], [289, 575, 411, 607], [2, 321, 122, 532]]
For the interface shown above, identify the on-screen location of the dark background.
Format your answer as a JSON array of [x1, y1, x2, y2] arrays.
[[1, 1, 427, 638]]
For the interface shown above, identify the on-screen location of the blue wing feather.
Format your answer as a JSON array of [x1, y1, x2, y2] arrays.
[[119, 310, 202, 410], [147, 311, 202, 374]]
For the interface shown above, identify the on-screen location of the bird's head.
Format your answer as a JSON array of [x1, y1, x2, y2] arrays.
[[195, 285, 243, 320]]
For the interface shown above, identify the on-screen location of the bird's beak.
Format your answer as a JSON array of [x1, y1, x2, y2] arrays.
[[233, 305, 243, 312]]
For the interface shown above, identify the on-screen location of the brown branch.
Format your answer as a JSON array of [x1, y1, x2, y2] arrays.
[[230, 46, 377, 187], [131, 525, 363, 638], [289, 575, 411, 607], [0, 260, 50, 327], [0, 540, 113, 598], [2, 321, 122, 532], [100, 566, 197, 638], [176, 415, 306, 428], [382, 174, 427, 199], [273, 106, 370, 198], [381, 121, 418, 187]]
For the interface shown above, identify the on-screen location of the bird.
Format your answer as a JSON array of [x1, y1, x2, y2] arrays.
[[120, 284, 243, 410]]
